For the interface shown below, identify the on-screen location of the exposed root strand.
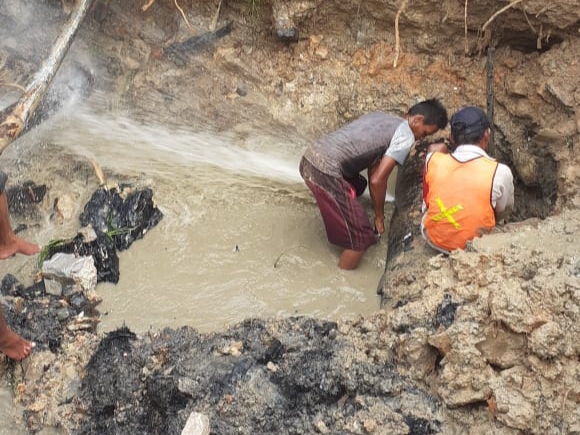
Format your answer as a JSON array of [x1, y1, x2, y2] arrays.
[[141, 0, 156, 12], [482, 0, 526, 33], [464, 0, 469, 54], [174, 0, 196, 34], [393, 0, 410, 68]]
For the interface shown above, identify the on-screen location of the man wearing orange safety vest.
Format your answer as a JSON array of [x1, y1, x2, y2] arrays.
[[421, 106, 514, 254]]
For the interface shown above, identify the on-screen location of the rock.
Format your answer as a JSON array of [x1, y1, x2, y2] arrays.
[[56, 308, 71, 322], [428, 331, 452, 356], [489, 283, 550, 334], [78, 226, 98, 243], [437, 347, 494, 407], [53, 195, 75, 221], [315, 46, 329, 59], [1, 273, 23, 296], [505, 75, 529, 97], [546, 79, 577, 109], [475, 327, 527, 369], [554, 119, 579, 137], [315, 420, 330, 434], [177, 377, 196, 396], [125, 56, 140, 70], [493, 374, 537, 431], [363, 418, 377, 433], [181, 412, 210, 435], [42, 253, 98, 295], [272, 3, 299, 42], [309, 34, 323, 47], [360, 320, 376, 333], [221, 341, 243, 356], [397, 328, 438, 379], [528, 321, 563, 358], [512, 142, 539, 186], [271, 0, 322, 42], [533, 128, 566, 146]]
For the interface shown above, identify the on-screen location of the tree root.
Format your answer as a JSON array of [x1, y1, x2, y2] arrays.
[[210, 0, 223, 31], [464, 0, 469, 54], [482, 0, 526, 33], [393, 0, 410, 68], [522, 8, 536, 34], [174, 0, 196, 34], [141, 0, 156, 12]]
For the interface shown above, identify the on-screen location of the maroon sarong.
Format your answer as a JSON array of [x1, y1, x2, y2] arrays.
[[299, 157, 376, 251]]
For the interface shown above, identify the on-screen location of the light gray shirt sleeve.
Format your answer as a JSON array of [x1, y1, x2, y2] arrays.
[[385, 121, 414, 166], [492, 163, 514, 219]]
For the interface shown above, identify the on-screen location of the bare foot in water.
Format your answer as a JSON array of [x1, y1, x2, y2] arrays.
[[0, 236, 41, 260], [0, 329, 34, 361]]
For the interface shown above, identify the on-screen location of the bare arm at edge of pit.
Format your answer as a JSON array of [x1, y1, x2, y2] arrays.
[[368, 155, 397, 234]]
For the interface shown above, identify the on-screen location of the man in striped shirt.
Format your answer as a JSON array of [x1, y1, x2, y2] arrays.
[[300, 99, 448, 269]]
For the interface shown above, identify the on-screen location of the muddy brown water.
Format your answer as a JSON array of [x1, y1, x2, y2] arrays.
[[38, 100, 393, 333], [1, 96, 396, 433]]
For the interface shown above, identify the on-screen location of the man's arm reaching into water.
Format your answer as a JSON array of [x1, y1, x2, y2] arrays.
[[368, 155, 397, 235]]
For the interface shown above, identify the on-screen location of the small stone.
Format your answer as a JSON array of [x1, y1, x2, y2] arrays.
[[79, 226, 98, 243], [56, 308, 71, 322], [29, 399, 47, 412], [54, 195, 75, 221], [309, 34, 323, 46], [315, 420, 330, 434], [178, 377, 196, 396], [125, 56, 140, 70], [181, 412, 210, 435], [364, 419, 378, 433], [222, 341, 243, 356], [361, 321, 376, 333], [266, 361, 278, 372], [315, 46, 328, 59]]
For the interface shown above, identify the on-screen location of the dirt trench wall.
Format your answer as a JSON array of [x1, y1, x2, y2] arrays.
[[380, 209, 580, 435], [266, 0, 580, 215], [3, 0, 579, 213], [171, 0, 580, 214]]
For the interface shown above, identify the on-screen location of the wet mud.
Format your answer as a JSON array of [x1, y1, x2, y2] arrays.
[[2, 182, 163, 357], [78, 319, 441, 435]]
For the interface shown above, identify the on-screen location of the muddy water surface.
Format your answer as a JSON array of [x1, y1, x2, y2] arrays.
[[5, 100, 395, 335], [1, 97, 396, 432]]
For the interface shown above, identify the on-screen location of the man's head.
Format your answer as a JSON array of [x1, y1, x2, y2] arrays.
[[407, 98, 448, 141], [450, 106, 491, 148]]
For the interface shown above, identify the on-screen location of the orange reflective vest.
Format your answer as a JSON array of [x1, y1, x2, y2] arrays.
[[423, 152, 498, 252]]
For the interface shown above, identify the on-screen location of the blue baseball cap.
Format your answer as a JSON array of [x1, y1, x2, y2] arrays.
[[450, 106, 490, 138]]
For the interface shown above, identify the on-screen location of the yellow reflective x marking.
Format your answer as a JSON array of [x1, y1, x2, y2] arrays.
[[432, 197, 463, 229]]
